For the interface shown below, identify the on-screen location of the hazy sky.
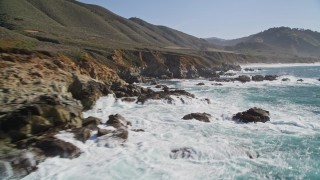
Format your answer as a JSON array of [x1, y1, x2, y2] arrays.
[[79, 0, 320, 39]]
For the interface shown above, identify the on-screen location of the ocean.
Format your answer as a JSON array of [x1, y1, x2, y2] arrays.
[[24, 64, 320, 179]]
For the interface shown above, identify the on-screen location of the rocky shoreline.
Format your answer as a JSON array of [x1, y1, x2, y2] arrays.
[[0, 49, 297, 179]]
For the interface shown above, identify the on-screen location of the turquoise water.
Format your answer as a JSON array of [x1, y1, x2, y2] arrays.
[[25, 65, 320, 180]]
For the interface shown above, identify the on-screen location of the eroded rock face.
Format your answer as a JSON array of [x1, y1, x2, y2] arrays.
[[182, 113, 211, 122], [68, 75, 112, 110], [0, 94, 83, 143], [233, 107, 270, 123]]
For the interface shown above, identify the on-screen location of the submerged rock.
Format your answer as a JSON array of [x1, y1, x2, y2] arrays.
[[170, 147, 197, 159], [182, 113, 211, 122], [282, 78, 290, 81], [196, 82, 205, 86], [233, 107, 270, 123], [297, 79, 304, 82]]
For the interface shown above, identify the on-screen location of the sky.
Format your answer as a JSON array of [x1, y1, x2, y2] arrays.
[[79, 0, 320, 39]]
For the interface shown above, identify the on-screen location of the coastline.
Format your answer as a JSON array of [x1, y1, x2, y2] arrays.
[[240, 62, 320, 68]]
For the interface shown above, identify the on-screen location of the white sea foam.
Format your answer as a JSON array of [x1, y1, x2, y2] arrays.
[[24, 67, 320, 179]]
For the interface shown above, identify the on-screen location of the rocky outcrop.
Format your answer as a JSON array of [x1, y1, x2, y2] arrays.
[[137, 89, 195, 104], [233, 107, 270, 123], [0, 94, 83, 143], [68, 75, 112, 110], [264, 75, 278, 81], [236, 75, 251, 83], [97, 114, 131, 147], [34, 137, 81, 158], [182, 113, 211, 122], [252, 75, 264, 81]]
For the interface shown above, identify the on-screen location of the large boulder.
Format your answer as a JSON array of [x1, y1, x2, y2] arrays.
[[34, 138, 81, 158], [236, 75, 251, 83], [82, 116, 101, 130], [233, 107, 270, 123], [264, 75, 278, 81], [252, 75, 264, 82], [182, 113, 211, 122], [106, 114, 131, 129]]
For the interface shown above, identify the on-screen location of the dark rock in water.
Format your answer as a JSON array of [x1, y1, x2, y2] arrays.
[[236, 75, 251, 83], [182, 113, 211, 122], [170, 147, 197, 159], [212, 83, 223, 86], [82, 116, 101, 130], [97, 127, 128, 140], [318, 78, 320, 81], [282, 78, 290, 81], [297, 79, 304, 82], [35, 138, 81, 158], [131, 129, 145, 132], [210, 77, 234, 82], [72, 128, 91, 143], [224, 72, 236, 76], [258, 68, 262, 70], [137, 89, 195, 104], [244, 68, 254, 72], [219, 63, 241, 72], [97, 128, 112, 137], [121, 97, 136, 103], [252, 75, 264, 82], [264, 75, 278, 81], [155, 84, 168, 89], [196, 82, 205, 86], [106, 114, 131, 129], [233, 107, 270, 123]]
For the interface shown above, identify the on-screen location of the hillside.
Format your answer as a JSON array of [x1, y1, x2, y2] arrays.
[[0, 0, 211, 50], [206, 27, 320, 57]]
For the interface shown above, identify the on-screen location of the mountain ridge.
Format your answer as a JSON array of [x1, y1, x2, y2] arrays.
[[206, 27, 320, 57]]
